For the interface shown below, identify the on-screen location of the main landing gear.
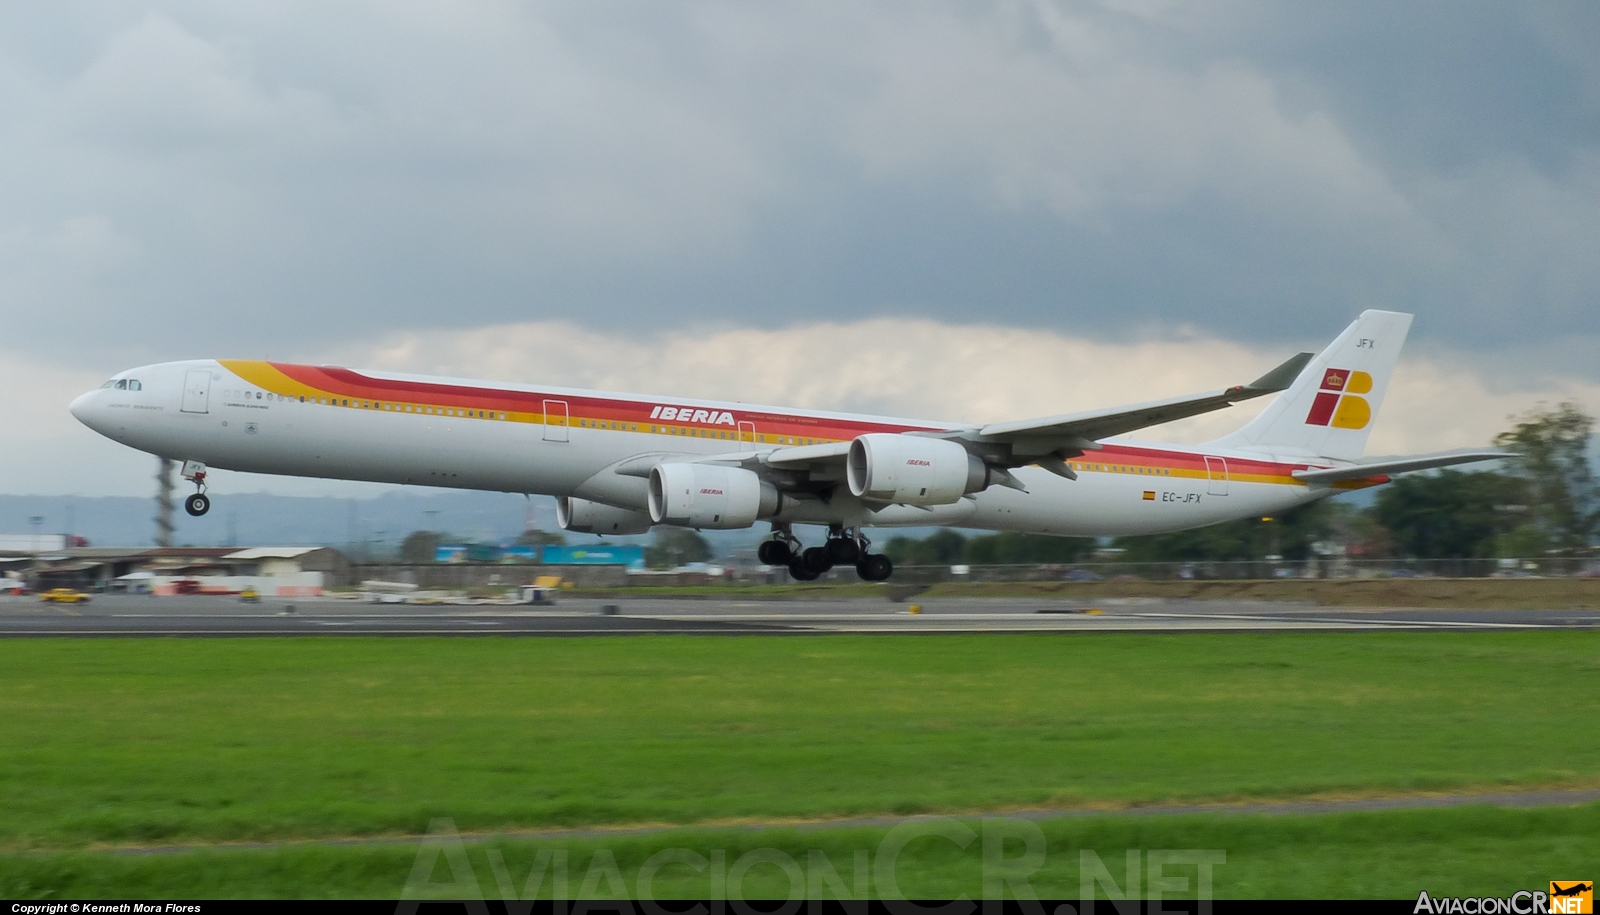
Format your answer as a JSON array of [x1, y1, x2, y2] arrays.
[[180, 460, 211, 517], [759, 525, 894, 582]]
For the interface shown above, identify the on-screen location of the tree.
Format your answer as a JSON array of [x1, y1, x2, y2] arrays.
[[646, 527, 713, 568], [399, 530, 442, 563], [515, 528, 567, 547], [1493, 403, 1598, 549], [882, 530, 968, 566], [879, 530, 1093, 565], [963, 532, 1093, 564], [1371, 470, 1525, 559]]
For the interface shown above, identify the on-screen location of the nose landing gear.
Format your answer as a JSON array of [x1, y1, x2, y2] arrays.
[[180, 460, 211, 517]]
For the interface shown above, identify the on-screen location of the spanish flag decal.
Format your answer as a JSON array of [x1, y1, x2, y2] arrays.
[[1142, 491, 1156, 501], [1305, 368, 1373, 429]]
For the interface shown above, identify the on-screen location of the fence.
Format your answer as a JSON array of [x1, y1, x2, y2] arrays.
[[348, 556, 1600, 590], [727, 555, 1600, 585], [348, 562, 628, 589]]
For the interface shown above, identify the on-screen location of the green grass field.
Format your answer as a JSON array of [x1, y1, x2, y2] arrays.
[[1, 632, 1596, 897], [4, 804, 1596, 900]]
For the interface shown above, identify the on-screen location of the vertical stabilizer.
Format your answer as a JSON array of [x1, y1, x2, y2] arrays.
[[1209, 310, 1412, 461]]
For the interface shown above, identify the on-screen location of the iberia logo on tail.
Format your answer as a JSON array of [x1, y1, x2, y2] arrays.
[[1305, 368, 1373, 429]]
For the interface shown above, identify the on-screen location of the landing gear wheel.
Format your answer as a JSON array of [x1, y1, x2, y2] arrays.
[[802, 546, 834, 575], [185, 493, 211, 517], [787, 561, 820, 582], [757, 540, 792, 566], [825, 538, 861, 565], [856, 554, 893, 582]]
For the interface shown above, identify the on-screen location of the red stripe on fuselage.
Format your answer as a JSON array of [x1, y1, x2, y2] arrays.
[[268, 363, 935, 437], [258, 363, 1367, 485]]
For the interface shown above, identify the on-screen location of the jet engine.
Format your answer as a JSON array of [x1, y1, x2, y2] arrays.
[[847, 433, 995, 505], [556, 496, 654, 535], [648, 463, 782, 529]]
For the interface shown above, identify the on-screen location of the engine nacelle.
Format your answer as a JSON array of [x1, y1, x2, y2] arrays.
[[556, 496, 654, 536], [847, 433, 990, 505], [648, 463, 782, 529]]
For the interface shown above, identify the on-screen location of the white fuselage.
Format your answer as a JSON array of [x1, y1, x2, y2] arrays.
[[70, 359, 1351, 536]]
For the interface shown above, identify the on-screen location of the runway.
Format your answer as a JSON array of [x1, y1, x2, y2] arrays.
[[4, 593, 1598, 636]]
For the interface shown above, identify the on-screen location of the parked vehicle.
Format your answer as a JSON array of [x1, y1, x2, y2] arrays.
[[40, 588, 91, 604]]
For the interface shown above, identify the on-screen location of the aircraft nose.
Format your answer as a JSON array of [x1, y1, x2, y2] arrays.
[[69, 390, 98, 427]]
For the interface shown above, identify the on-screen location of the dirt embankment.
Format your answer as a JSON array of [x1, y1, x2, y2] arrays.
[[921, 578, 1600, 609]]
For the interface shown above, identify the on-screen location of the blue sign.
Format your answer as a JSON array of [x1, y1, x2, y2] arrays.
[[542, 545, 646, 571]]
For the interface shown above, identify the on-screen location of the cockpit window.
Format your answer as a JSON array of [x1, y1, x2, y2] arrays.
[[100, 380, 115, 389], [128, 380, 141, 391], [114, 380, 127, 390]]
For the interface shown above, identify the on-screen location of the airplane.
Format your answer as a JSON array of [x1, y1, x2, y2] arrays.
[[70, 310, 1506, 581]]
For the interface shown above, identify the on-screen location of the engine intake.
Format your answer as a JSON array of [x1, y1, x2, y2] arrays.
[[556, 496, 653, 535], [847, 434, 992, 505], [648, 463, 782, 529]]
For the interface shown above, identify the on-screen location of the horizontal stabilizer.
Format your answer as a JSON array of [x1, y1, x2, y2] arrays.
[[1292, 449, 1511, 484]]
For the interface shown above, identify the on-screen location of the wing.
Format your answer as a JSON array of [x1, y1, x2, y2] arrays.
[[610, 442, 853, 496], [938, 351, 1313, 478], [971, 352, 1311, 449], [604, 351, 1313, 497], [1291, 449, 1511, 485]]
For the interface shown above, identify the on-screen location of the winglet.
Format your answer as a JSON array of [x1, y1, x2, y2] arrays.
[[1244, 352, 1314, 393]]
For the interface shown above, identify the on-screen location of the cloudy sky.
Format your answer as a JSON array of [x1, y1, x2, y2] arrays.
[[4, 1, 1599, 498]]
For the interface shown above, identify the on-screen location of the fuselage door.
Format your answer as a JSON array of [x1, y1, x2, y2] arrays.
[[737, 421, 756, 444], [1204, 456, 1229, 496], [181, 370, 211, 414], [543, 399, 569, 442]]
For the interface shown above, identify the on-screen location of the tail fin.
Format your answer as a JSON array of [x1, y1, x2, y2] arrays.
[[1209, 310, 1413, 461]]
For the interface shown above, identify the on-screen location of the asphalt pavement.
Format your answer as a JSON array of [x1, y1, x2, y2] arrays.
[[4, 593, 1597, 637]]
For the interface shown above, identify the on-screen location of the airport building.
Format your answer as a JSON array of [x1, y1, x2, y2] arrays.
[[4, 545, 350, 597]]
